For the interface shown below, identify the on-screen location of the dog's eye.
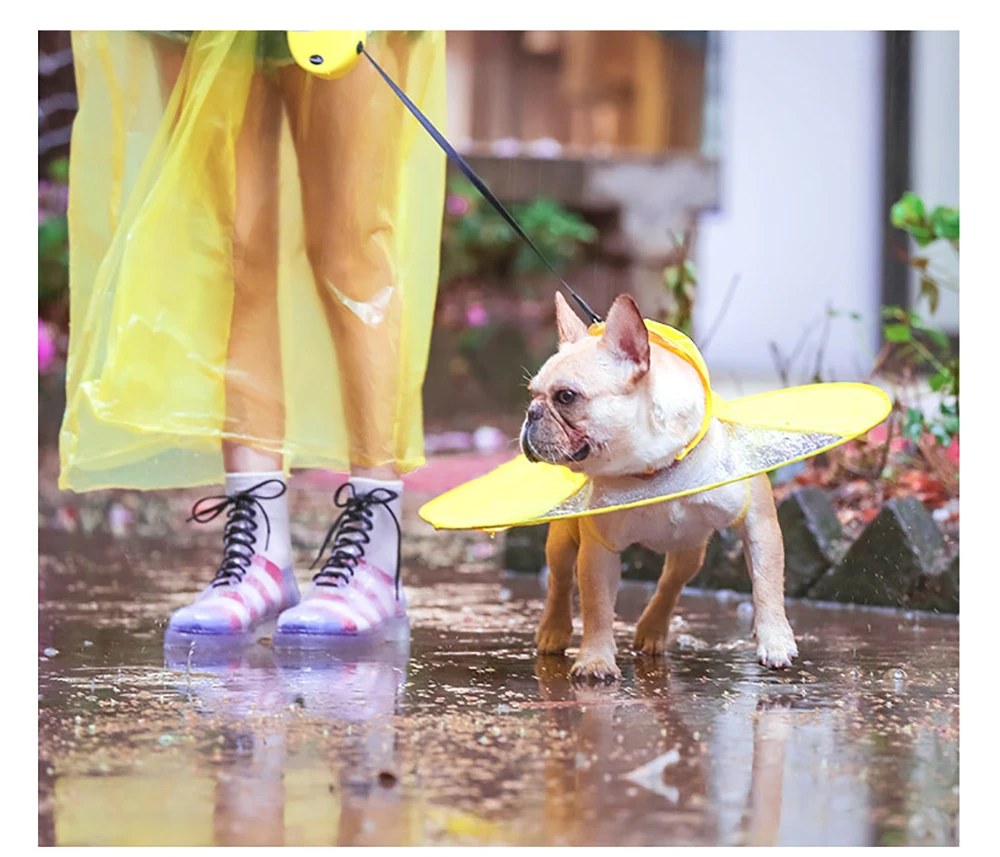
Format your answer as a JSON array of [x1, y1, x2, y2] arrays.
[[554, 389, 577, 406]]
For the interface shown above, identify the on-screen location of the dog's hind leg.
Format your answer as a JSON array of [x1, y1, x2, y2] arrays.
[[633, 541, 707, 656], [740, 474, 798, 669], [535, 518, 579, 655]]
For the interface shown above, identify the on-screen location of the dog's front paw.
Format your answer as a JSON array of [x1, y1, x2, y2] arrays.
[[570, 647, 621, 682], [632, 623, 668, 656], [536, 620, 573, 655], [755, 621, 798, 670]]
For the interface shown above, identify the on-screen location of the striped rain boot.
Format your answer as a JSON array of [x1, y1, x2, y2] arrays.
[[274, 479, 407, 645], [166, 474, 299, 644]]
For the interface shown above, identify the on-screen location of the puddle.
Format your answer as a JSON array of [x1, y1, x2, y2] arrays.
[[38, 531, 959, 846]]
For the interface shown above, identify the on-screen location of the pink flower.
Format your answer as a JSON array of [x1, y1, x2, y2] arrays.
[[465, 303, 489, 328], [38, 319, 57, 373], [446, 195, 471, 217]]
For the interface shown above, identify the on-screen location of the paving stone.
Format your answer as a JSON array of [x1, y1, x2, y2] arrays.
[[503, 524, 548, 573], [778, 488, 844, 597], [809, 498, 945, 608], [695, 528, 751, 592], [907, 553, 959, 614], [620, 544, 664, 582]]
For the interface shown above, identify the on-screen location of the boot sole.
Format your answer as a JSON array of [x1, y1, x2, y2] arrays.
[[272, 615, 410, 650]]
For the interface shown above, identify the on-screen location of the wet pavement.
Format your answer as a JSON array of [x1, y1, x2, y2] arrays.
[[38, 520, 959, 846]]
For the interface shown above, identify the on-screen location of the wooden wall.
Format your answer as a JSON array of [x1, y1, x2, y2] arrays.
[[447, 31, 706, 156]]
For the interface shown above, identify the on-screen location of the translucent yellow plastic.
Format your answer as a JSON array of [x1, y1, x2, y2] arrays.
[[60, 31, 447, 492], [419, 324, 892, 532]]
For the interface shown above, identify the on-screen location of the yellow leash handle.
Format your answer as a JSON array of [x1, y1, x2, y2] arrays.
[[287, 31, 367, 79]]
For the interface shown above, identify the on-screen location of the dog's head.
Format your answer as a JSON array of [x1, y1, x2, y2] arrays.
[[520, 293, 706, 478]]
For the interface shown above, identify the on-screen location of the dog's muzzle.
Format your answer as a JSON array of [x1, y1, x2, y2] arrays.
[[520, 423, 540, 462], [521, 421, 590, 464]]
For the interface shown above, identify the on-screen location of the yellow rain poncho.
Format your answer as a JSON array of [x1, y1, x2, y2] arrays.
[[60, 30, 447, 491], [419, 320, 892, 531]]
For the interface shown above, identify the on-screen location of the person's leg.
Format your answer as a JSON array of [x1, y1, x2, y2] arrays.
[[223, 59, 286, 472], [152, 35, 287, 474], [160, 38, 298, 639], [280, 35, 410, 474], [275, 34, 440, 639]]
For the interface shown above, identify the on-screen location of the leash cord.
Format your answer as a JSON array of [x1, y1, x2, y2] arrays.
[[359, 43, 602, 325]]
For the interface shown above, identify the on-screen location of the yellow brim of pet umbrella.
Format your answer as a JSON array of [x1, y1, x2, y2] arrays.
[[418, 376, 891, 533]]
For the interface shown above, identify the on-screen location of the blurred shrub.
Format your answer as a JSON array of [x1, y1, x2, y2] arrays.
[[659, 230, 698, 336], [39, 158, 69, 308], [883, 191, 959, 447], [430, 176, 599, 415], [439, 177, 597, 294], [39, 157, 70, 376]]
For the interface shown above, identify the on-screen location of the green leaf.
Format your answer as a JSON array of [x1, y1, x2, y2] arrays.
[[930, 423, 953, 445], [884, 324, 912, 343], [903, 407, 925, 442], [911, 313, 949, 348], [931, 206, 960, 241], [891, 192, 938, 245], [46, 158, 70, 183], [925, 327, 950, 350], [928, 371, 951, 392], [891, 191, 926, 228]]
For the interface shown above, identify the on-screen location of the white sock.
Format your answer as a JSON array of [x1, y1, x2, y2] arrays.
[[348, 476, 404, 578], [225, 471, 293, 572]]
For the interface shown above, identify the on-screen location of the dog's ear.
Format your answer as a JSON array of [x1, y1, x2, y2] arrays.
[[600, 294, 650, 377], [555, 292, 588, 346]]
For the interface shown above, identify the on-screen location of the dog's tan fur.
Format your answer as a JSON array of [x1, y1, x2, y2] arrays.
[[523, 293, 797, 680]]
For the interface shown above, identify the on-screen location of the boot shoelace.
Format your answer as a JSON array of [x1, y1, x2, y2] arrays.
[[188, 479, 287, 587], [312, 483, 402, 597]]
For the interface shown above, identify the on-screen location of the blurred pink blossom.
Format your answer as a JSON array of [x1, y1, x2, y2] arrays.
[[445, 195, 471, 217], [38, 319, 57, 373], [38, 179, 69, 219], [464, 303, 489, 327]]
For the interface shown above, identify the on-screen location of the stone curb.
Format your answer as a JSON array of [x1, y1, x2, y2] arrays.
[[809, 497, 956, 612]]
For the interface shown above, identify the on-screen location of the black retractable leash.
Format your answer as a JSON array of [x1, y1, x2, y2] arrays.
[[357, 42, 603, 326]]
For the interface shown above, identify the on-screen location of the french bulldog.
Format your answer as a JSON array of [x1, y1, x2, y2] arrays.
[[522, 293, 798, 680]]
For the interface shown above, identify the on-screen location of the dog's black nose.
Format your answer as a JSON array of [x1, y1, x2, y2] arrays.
[[527, 403, 544, 423]]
